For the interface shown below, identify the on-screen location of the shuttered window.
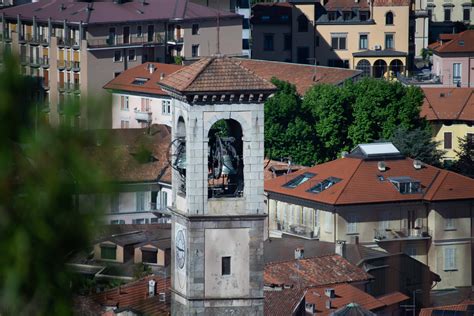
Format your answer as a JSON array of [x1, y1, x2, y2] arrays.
[[444, 132, 452, 149]]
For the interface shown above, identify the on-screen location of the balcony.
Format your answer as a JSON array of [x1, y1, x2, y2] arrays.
[[276, 221, 320, 240], [87, 34, 164, 49], [374, 226, 431, 241], [18, 34, 26, 44], [134, 109, 152, 122], [397, 71, 442, 86], [57, 59, 66, 70], [66, 60, 72, 70], [57, 37, 66, 48], [72, 61, 80, 71], [58, 82, 66, 92], [39, 35, 48, 46], [27, 34, 40, 45], [41, 56, 49, 68], [167, 36, 184, 46], [29, 56, 40, 67]]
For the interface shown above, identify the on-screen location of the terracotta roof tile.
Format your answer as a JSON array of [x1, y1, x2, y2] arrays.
[[431, 30, 474, 54], [376, 292, 410, 306], [264, 287, 306, 316], [265, 156, 474, 205], [305, 284, 385, 316], [264, 159, 307, 180], [421, 88, 474, 121], [238, 59, 362, 95], [104, 63, 183, 96], [90, 275, 171, 316], [373, 0, 410, 6], [420, 300, 474, 316], [264, 254, 373, 288], [159, 57, 276, 94]]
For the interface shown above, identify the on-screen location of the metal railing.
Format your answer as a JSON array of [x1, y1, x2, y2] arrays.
[[29, 56, 40, 67], [374, 226, 431, 240], [41, 56, 49, 67], [87, 34, 164, 48], [276, 221, 319, 239], [134, 109, 152, 122]]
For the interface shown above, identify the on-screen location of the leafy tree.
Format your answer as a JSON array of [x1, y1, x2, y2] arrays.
[[0, 56, 111, 315], [388, 127, 445, 166], [452, 135, 474, 178]]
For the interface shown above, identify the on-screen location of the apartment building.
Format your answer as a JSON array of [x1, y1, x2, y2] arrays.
[[0, 0, 243, 128], [265, 142, 474, 290], [252, 0, 411, 78]]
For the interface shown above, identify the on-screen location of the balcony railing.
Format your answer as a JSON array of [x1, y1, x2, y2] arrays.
[[374, 226, 431, 241], [41, 56, 49, 67], [87, 34, 164, 48], [167, 36, 184, 45], [276, 221, 320, 239], [134, 109, 152, 122], [57, 59, 66, 69], [72, 61, 80, 71], [29, 56, 40, 67]]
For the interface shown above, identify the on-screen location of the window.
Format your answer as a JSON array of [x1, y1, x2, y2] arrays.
[[192, 44, 199, 58], [308, 177, 342, 193], [360, 11, 369, 21], [132, 78, 148, 85], [242, 39, 249, 50], [324, 212, 333, 233], [136, 192, 145, 211], [297, 47, 310, 64], [147, 25, 154, 42], [385, 33, 394, 49], [328, 59, 349, 68], [121, 120, 129, 128], [162, 100, 171, 115], [346, 215, 358, 234], [445, 217, 456, 230], [385, 11, 394, 25], [222, 256, 231, 275], [453, 63, 461, 86], [111, 194, 119, 213], [444, 8, 451, 21], [132, 218, 146, 224], [141, 98, 151, 112], [388, 177, 421, 194], [463, 8, 471, 21], [328, 11, 337, 21], [108, 27, 116, 45], [128, 49, 136, 61], [110, 220, 125, 225], [243, 18, 250, 29], [343, 11, 352, 20], [284, 33, 292, 51], [444, 132, 452, 149], [331, 34, 347, 50], [160, 191, 168, 209], [263, 34, 274, 51], [283, 172, 315, 188], [192, 24, 199, 35], [359, 34, 368, 50], [120, 96, 129, 110], [114, 71, 121, 78], [137, 25, 143, 37], [114, 50, 122, 62], [298, 15, 308, 32], [101, 245, 116, 260], [444, 247, 457, 270], [142, 249, 158, 264]]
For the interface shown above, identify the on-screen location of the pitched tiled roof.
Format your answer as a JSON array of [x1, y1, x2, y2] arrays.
[[430, 30, 474, 54], [264, 287, 306, 316], [159, 57, 276, 94], [104, 63, 183, 96], [87, 124, 171, 183], [420, 300, 474, 316], [238, 59, 361, 95], [264, 254, 373, 288], [376, 292, 410, 306], [324, 0, 370, 10], [0, 0, 239, 24], [90, 275, 171, 316], [264, 159, 307, 180], [305, 284, 387, 316], [265, 156, 474, 205], [421, 88, 474, 121]]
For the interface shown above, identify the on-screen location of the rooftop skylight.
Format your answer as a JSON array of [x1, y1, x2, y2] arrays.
[[283, 172, 316, 188], [388, 177, 422, 194], [307, 177, 342, 193], [132, 78, 149, 85]]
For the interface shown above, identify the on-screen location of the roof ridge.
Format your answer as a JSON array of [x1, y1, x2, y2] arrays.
[[181, 57, 214, 91], [425, 170, 448, 201], [456, 89, 474, 120], [334, 158, 363, 205], [424, 93, 440, 120]]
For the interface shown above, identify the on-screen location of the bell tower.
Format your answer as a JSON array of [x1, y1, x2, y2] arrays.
[[159, 57, 276, 315]]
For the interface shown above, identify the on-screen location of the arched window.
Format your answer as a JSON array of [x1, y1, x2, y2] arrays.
[[385, 12, 394, 25], [356, 59, 371, 77], [298, 14, 309, 32]]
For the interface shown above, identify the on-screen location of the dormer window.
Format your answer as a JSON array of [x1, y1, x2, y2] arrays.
[[343, 11, 352, 20], [388, 177, 421, 194], [132, 77, 149, 85], [283, 172, 315, 188], [360, 11, 369, 21], [328, 11, 338, 21], [307, 177, 342, 193]]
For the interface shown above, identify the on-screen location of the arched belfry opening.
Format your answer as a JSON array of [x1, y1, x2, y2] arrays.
[[169, 116, 186, 195], [208, 119, 244, 198]]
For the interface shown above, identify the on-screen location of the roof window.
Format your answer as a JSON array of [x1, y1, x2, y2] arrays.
[[388, 177, 421, 194], [307, 177, 342, 193], [132, 77, 149, 85], [283, 172, 316, 188]]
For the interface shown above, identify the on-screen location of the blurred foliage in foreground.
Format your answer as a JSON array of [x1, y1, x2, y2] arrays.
[[0, 55, 112, 315]]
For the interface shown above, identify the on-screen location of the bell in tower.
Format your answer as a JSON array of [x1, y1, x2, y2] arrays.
[[159, 57, 276, 316]]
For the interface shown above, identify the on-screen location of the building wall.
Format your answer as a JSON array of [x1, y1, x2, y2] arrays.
[[432, 54, 474, 88], [428, 0, 472, 23], [251, 24, 292, 62], [134, 245, 166, 266], [431, 122, 474, 160], [292, 4, 316, 64], [94, 241, 124, 263], [111, 92, 173, 128]]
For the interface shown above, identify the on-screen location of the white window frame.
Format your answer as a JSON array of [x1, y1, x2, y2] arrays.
[[444, 247, 457, 271], [136, 192, 146, 212], [453, 63, 462, 85], [128, 49, 136, 61], [346, 215, 358, 234], [113, 50, 122, 62], [445, 217, 456, 230], [359, 33, 368, 50], [162, 99, 171, 115], [324, 212, 333, 233]]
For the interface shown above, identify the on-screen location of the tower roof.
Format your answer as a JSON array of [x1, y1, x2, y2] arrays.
[[159, 57, 277, 96]]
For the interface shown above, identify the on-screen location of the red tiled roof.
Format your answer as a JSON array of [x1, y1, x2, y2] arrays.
[[0, 0, 240, 24], [264, 159, 307, 180], [159, 57, 276, 94], [373, 0, 411, 6], [420, 300, 474, 316], [265, 156, 474, 205], [431, 30, 474, 54], [305, 284, 384, 316], [104, 63, 183, 96], [325, 0, 370, 10], [91, 275, 171, 316], [264, 287, 306, 316], [376, 292, 410, 306], [238, 59, 361, 95], [264, 255, 373, 288], [421, 88, 474, 121]]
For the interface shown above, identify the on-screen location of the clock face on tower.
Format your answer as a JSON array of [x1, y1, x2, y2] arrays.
[[176, 229, 186, 270]]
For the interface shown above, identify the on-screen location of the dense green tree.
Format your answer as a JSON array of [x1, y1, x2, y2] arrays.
[[452, 135, 474, 178], [388, 127, 445, 166], [0, 56, 111, 315]]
